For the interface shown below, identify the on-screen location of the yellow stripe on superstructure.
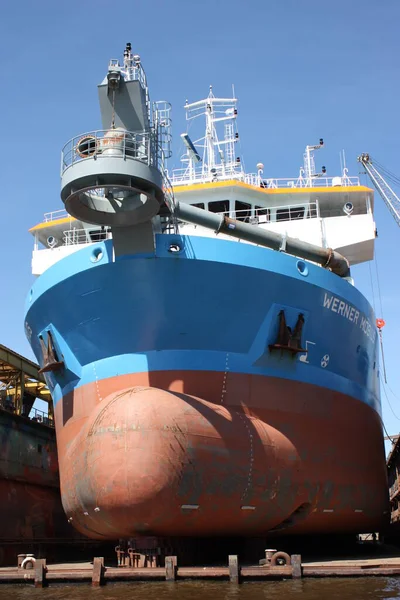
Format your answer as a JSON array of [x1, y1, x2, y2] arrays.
[[29, 182, 373, 231], [173, 180, 373, 194], [29, 216, 77, 232]]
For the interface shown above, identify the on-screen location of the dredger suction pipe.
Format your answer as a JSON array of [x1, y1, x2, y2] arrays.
[[174, 202, 350, 278]]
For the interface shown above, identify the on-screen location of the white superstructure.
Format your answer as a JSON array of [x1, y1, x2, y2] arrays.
[[30, 81, 377, 276]]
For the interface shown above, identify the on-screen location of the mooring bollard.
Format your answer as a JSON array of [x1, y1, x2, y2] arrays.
[[34, 559, 46, 588], [229, 555, 239, 584], [92, 557, 105, 586], [291, 554, 302, 578], [265, 549, 277, 563], [17, 554, 26, 568], [165, 556, 177, 581]]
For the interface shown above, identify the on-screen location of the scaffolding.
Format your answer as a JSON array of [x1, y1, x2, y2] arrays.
[[0, 344, 53, 426]]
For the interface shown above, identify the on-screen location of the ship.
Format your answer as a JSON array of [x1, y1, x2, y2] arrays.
[[24, 44, 389, 544]]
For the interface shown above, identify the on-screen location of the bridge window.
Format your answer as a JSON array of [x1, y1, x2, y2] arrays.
[[209, 200, 229, 214], [192, 203, 205, 210], [235, 201, 251, 222]]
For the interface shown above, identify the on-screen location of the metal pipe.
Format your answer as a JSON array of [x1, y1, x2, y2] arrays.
[[174, 203, 350, 278]]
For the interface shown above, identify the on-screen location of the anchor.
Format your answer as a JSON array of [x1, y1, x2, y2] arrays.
[[269, 310, 307, 355], [38, 331, 64, 374]]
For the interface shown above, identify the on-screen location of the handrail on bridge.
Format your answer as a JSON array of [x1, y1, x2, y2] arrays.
[[170, 168, 361, 189]]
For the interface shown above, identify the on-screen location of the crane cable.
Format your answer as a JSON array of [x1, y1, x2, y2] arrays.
[[374, 266, 389, 389], [380, 414, 397, 444], [369, 156, 400, 188], [378, 327, 388, 384], [368, 262, 376, 314], [363, 157, 400, 428], [374, 246, 385, 320], [371, 159, 400, 184], [374, 258, 400, 420], [373, 249, 387, 383], [382, 384, 400, 422]]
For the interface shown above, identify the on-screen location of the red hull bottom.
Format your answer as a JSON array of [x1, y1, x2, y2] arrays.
[[55, 372, 389, 539]]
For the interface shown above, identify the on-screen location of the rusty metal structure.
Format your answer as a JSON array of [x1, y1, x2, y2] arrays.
[[0, 343, 84, 565], [0, 344, 53, 419], [387, 437, 400, 527]]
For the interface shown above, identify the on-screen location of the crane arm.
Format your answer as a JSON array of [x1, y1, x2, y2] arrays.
[[357, 153, 400, 227]]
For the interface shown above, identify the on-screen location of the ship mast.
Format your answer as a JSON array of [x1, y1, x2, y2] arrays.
[[175, 87, 243, 184], [302, 139, 326, 187]]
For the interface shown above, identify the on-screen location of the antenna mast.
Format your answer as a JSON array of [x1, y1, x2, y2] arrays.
[[177, 87, 243, 184], [303, 139, 326, 186]]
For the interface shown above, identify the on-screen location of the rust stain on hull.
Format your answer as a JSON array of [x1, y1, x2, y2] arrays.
[[55, 371, 389, 539]]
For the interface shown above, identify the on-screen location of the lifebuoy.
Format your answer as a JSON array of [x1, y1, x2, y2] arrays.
[[76, 135, 97, 158], [376, 318, 386, 330]]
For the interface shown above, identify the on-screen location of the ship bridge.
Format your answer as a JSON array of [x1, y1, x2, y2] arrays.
[[28, 72, 376, 275]]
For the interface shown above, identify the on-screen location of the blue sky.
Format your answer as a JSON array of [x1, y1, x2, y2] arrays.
[[0, 0, 399, 444]]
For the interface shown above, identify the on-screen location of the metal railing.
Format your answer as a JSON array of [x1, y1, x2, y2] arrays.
[[170, 167, 360, 189], [0, 401, 54, 427], [29, 406, 53, 426], [170, 166, 245, 186], [43, 209, 70, 222], [45, 201, 319, 244], [61, 129, 158, 175], [60, 128, 176, 225], [118, 59, 148, 89], [254, 175, 360, 189], [180, 201, 319, 225], [63, 227, 112, 246]]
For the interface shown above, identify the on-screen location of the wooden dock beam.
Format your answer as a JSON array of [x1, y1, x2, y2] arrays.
[[34, 559, 46, 588], [92, 557, 104, 587], [229, 555, 240, 583], [165, 556, 177, 581], [291, 554, 302, 578]]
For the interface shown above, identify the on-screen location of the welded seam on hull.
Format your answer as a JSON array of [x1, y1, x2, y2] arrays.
[[220, 353, 229, 404], [237, 412, 254, 501], [93, 363, 103, 403]]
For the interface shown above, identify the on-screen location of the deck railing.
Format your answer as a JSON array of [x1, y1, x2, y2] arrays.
[[170, 168, 360, 189], [63, 228, 112, 246], [43, 209, 70, 222], [0, 402, 54, 427], [178, 201, 320, 225], [61, 129, 158, 175]]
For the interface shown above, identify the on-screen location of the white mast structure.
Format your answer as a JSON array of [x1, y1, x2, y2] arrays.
[[174, 86, 244, 185], [299, 139, 326, 187]]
